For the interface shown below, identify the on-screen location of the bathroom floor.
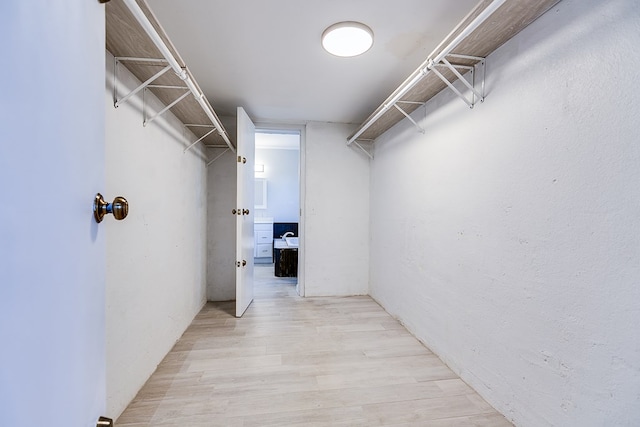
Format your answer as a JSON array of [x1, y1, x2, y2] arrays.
[[115, 266, 511, 426]]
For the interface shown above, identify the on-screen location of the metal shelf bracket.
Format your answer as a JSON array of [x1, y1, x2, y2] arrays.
[[394, 101, 426, 134], [183, 124, 217, 153], [206, 147, 230, 167], [350, 139, 374, 160], [430, 54, 485, 109], [113, 57, 170, 108], [143, 87, 190, 127]]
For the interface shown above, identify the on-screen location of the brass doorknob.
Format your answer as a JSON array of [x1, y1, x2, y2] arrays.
[[94, 193, 129, 223]]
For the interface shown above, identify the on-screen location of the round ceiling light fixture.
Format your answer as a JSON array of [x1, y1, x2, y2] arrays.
[[322, 21, 374, 57]]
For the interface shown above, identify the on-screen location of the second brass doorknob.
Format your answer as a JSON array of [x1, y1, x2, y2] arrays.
[[94, 193, 129, 223]]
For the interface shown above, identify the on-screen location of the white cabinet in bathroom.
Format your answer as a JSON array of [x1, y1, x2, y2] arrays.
[[254, 218, 273, 260]]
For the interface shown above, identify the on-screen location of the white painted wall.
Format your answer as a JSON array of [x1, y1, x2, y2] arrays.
[[369, 1, 640, 426], [305, 122, 370, 296], [255, 147, 300, 222], [105, 51, 208, 419]]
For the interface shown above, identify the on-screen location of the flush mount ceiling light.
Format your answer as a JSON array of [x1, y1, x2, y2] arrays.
[[322, 21, 374, 57]]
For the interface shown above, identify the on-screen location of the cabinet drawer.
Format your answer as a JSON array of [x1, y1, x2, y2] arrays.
[[255, 230, 272, 244], [255, 243, 273, 258], [254, 223, 273, 232]]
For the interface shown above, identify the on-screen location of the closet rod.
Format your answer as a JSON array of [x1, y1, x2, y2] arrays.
[[347, 0, 506, 145], [122, 0, 235, 154]]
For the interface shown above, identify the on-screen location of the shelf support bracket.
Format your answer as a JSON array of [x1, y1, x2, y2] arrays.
[[430, 55, 485, 109], [113, 57, 169, 108], [394, 103, 425, 134], [143, 88, 190, 127], [352, 140, 374, 160], [206, 148, 230, 167], [184, 128, 216, 153], [441, 56, 484, 103], [431, 66, 473, 108], [114, 65, 171, 108]]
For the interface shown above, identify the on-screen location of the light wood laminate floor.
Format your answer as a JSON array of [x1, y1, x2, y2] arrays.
[[116, 265, 511, 427]]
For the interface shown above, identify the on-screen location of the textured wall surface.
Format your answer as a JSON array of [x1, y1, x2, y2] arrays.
[[305, 122, 370, 296], [369, 0, 640, 425], [105, 51, 208, 419]]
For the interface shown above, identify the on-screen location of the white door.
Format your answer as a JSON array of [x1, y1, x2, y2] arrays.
[[0, 2, 107, 426], [235, 107, 256, 317]]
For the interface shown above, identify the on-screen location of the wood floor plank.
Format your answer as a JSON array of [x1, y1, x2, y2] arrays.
[[115, 265, 511, 426]]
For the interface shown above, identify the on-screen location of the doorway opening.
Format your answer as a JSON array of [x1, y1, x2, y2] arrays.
[[252, 127, 304, 296]]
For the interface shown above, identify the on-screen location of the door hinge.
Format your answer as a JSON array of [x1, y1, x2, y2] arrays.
[[237, 156, 247, 164], [97, 416, 113, 427]]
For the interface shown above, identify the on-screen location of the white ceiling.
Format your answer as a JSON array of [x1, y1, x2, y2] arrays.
[[146, 0, 479, 124]]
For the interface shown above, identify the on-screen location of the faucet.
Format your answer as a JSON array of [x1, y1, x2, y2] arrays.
[[281, 231, 294, 239]]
